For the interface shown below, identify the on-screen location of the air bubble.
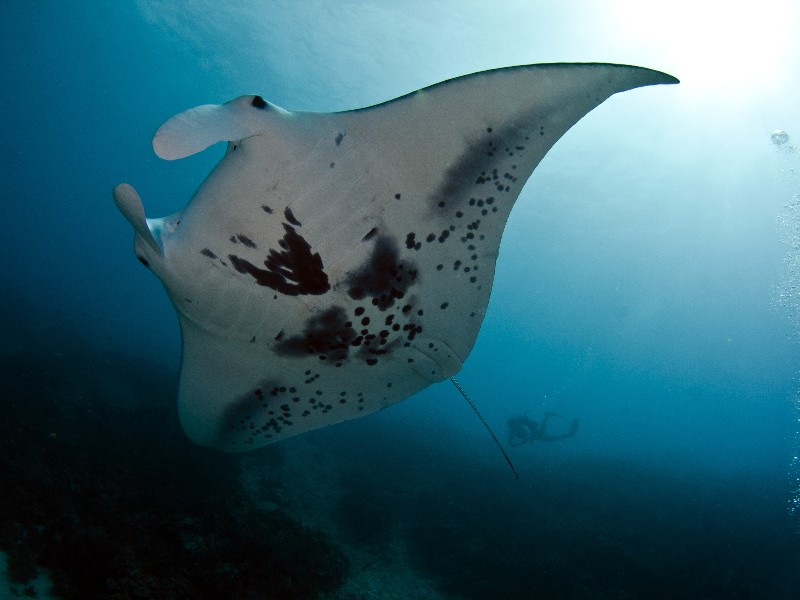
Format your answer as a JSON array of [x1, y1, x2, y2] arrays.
[[772, 130, 790, 145]]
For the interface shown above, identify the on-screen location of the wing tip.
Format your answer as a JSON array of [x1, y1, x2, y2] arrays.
[[534, 62, 680, 86]]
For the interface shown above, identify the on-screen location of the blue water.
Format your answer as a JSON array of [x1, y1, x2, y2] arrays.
[[2, 2, 799, 598]]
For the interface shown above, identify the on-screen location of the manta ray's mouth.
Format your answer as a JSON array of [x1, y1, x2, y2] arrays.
[[143, 216, 167, 254]]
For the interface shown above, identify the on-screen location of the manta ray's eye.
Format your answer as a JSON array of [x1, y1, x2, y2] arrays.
[[251, 95, 267, 109]]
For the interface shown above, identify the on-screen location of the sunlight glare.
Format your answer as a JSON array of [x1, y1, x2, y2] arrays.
[[610, 0, 796, 105]]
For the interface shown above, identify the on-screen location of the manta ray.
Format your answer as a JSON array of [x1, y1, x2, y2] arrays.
[[114, 63, 677, 452]]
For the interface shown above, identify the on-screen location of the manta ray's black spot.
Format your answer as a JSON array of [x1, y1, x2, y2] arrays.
[[236, 234, 257, 249], [429, 122, 524, 210], [405, 232, 421, 251], [200, 248, 217, 259], [284, 207, 302, 227], [224, 379, 286, 441], [335, 132, 344, 146], [274, 306, 357, 362], [440, 302, 449, 310], [345, 236, 418, 311], [229, 223, 329, 296], [261, 205, 273, 214], [394, 193, 401, 200], [251, 95, 267, 108], [402, 323, 422, 342]]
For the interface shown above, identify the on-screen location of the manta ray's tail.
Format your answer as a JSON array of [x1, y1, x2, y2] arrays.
[[449, 377, 519, 480]]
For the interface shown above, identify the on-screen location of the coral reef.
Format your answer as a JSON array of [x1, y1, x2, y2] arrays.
[[0, 335, 349, 599]]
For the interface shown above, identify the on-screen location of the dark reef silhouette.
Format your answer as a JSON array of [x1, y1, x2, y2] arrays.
[[0, 309, 349, 599]]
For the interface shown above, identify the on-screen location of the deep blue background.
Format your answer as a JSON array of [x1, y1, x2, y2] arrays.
[[2, 2, 799, 597]]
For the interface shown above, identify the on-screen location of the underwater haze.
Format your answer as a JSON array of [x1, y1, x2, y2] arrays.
[[2, 1, 799, 598]]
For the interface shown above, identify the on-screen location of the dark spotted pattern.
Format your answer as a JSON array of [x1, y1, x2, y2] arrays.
[[229, 223, 330, 296], [227, 383, 299, 442], [335, 132, 344, 146], [220, 127, 509, 427], [430, 123, 528, 211], [274, 306, 356, 362], [227, 374, 370, 446], [260, 230, 426, 377], [200, 248, 217, 259], [390, 122, 532, 303], [223, 115, 538, 448], [345, 236, 417, 311]]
